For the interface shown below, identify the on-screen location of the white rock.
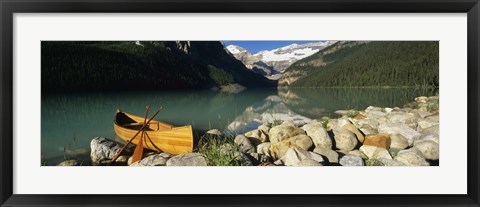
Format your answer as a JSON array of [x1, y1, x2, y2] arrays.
[[298, 159, 322, 166], [413, 140, 439, 160], [333, 129, 358, 151], [166, 153, 207, 166], [234, 135, 255, 153], [256, 142, 272, 157], [313, 147, 339, 163], [268, 124, 305, 144], [389, 134, 409, 149], [283, 147, 324, 166], [90, 137, 123, 165], [359, 145, 392, 160], [244, 129, 269, 142], [133, 153, 171, 166], [301, 120, 332, 149], [379, 158, 406, 166], [379, 123, 421, 146], [339, 155, 364, 166], [394, 148, 429, 166]]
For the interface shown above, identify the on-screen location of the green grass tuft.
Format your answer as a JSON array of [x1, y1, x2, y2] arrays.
[[197, 134, 248, 166]]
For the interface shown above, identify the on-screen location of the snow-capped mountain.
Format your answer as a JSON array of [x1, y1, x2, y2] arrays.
[[226, 45, 247, 55], [226, 41, 334, 76], [254, 41, 335, 72], [226, 45, 279, 78]]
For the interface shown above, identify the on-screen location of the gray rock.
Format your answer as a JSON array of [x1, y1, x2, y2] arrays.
[[417, 119, 439, 131], [301, 120, 333, 149], [413, 140, 439, 160], [268, 124, 305, 144], [57, 160, 79, 166], [394, 148, 429, 166], [287, 134, 314, 150], [359, 145, 392, 160], [234, 135, 255, 153], [313, 147, 339, 163], [298, 159, 322, 166], [90, 137, 124, 165], [379, 123, 421, 146], [347, 150, 368, 159], [387, 112, 418, 129], [379, 158, 406, 166], [256, 142, 272, 157], [244, 129, 269, 142], [333, 129, 358, 151], [339, 155, 364, 166], [206, 129, 223, 136], [166, 153, 207, 166], [283, 147, 324, 166], [352, 118, 379, 132], [133, 153, 172, 166], [269, 135, 313, 159], [389, 134, 409, 149]]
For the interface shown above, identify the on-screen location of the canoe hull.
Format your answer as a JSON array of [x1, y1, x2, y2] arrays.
[[114, 110, 193, 155]]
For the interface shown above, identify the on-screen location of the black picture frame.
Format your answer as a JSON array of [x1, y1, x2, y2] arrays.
[[1, 0, 479, 206]]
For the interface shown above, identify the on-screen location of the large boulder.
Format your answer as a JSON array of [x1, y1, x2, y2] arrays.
[[342, 123, 365, 143], [378, 123, 421, 146], [313, 147, 339, 163], [269, 124, 305, 144], [269, 135, 313, 159], [413, 140, 439, 160], [286, 134, 314, 150], [166, 153, 207, 166], [257, 142, 272, 158], [389, 134, 409, 149], [333, 129, 358, 151], [394, 148, 429, 166], [379, 159, 406, 166], [131, 153, 172, 166], [359, 145, 392, 160], [301, 120, 332, 149], [339, 155, 364, 166], [244, 129, 269, 143], [387, 112, 418, 129], [234, 135, 256, 153], [282, 147, 323, 166], [90, 137, 124, 165], [351, 118, 379, 135], [298, 159, 323, 166]]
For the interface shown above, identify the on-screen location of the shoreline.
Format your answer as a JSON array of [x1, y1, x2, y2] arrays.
[[56, 95, 439, 167]]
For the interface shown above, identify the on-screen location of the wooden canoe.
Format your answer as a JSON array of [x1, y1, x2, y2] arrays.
[[113, 109, 193, 155]]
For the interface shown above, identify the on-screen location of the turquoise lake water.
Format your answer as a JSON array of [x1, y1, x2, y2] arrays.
[[41, 88, 437, 165]]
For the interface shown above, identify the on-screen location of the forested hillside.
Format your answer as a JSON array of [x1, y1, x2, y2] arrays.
[[280, 41, 439, 88], [41, 41, 276, 93]]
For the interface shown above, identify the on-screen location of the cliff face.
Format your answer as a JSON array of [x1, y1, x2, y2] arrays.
[[41, 41, 276, 93]]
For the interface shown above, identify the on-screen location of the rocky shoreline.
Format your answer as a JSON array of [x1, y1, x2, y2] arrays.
[[58, 96, 439, 167]]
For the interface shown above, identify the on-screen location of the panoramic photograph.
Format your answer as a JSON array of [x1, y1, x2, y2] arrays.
[[41, 41, 439, 166]]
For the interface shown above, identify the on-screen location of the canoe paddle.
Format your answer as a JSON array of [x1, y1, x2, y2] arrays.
[[130, 105, 150, 163], [110, 105, 163, 164]]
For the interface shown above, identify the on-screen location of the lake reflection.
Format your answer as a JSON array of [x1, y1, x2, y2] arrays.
[[41, 88, 437, 165]]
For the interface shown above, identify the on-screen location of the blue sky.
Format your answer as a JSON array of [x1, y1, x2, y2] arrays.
[[223, 41, 321, 54]]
